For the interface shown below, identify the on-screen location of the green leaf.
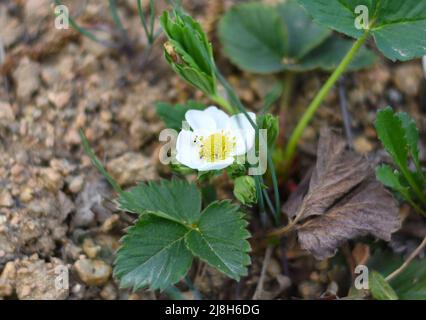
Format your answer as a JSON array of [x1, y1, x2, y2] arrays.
[[277, 0, 331, 59], [375, 107, 409, 170], [297, 0, 426, 61], [185, 201, 251, 280], [219, 1, 375, 73], [376, 164, 411, 200], [287, 36, 377, 72], [397, 112, 423, 177], [369, 271, 399, 300], [368, 250, 426, 300], [118, 179, 202, 224], [218, 2, 288, 73], [114, 215, 193, 291], [155, 101, 205, 131]]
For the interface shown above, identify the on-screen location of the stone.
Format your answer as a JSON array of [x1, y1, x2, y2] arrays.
[[394, 63, 423, 96], [0, 101, 15, 125], [15, 257, 69, 300], [0, 190, 13, 207], [100, 283, 117, 300], [69, 175, 84, 194], [106, 152, 157, 186], [353, 136, 373, 154], [48, 91, 71, 109], [38, 168, 64, 192], [74, 259, 112, 286], [82, 238, 101, 259], [12, 58, 41, 103]]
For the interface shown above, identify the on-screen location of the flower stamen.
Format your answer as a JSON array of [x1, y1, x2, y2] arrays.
[[199, 132, 236, 163]]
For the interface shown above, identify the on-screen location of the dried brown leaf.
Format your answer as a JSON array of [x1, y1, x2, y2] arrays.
[[284, 128, 401, 260], [285, 128, 371, 219]]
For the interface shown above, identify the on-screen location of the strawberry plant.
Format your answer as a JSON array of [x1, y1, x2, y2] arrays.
[[77, 1, 426, 299]]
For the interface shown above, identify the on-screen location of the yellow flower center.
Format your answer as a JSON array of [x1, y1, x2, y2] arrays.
[[199, 132, 236, 163]]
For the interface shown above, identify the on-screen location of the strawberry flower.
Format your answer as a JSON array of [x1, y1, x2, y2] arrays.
[[176, 106, 256, 171]]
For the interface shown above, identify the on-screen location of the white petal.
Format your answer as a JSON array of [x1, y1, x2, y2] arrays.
[[198, 157, 234, 171], [204, 106, 231, 130], [185, 109, 216, 132], [229, 112, 256, 155], [175, 130, 202, 169]]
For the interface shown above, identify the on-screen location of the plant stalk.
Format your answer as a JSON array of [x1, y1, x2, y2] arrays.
[[210, 94, 235, 114], [385, 235, 426, 282], [282, 31, 370, 171]]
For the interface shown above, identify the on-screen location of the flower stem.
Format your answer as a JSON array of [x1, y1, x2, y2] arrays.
[[282, 31, 370, 170], [210, 94, 235, 114]]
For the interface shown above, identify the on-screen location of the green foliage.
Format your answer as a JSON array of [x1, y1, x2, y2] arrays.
[[218, 2, 287, 73], [369, 271, 399, 300], [218, 0, 376, 74], [375, 107, 426, 213], [297, 0, 426, 61], [368, 250, 426, 300], [80, 133, 251, 291], [257, 114, 279, 150], [185, 201, 251, 279], [233, 176, 257, 206], [155, 101, 205, 131], [114, 215, 193, 291], [289, 36, 376, 72], [160, 11, 217, 96], [116, 180, 251, 290], [226, 163, 247, 179]]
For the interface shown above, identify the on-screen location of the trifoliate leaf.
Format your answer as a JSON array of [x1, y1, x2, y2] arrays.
[[218, 2, 287, 74], [297, 0, 426, 61], [185, 201, 251, 280], [114, 215, 193, 291], [219, 1, 375, 73], [369, 271, 399, 300], [375, 107, 409, 170], [118, 179, 202, 224], [155, 101, 205, 131]]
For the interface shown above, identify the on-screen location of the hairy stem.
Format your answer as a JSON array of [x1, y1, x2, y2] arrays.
[[282, 31, 369, 171]]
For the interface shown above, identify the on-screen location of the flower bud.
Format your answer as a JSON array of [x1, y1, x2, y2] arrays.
[[233, 176, 257, 206]]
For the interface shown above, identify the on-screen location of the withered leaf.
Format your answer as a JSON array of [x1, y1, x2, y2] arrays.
[[284, 128, 401, 260], [285, 128, 371, 219]]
